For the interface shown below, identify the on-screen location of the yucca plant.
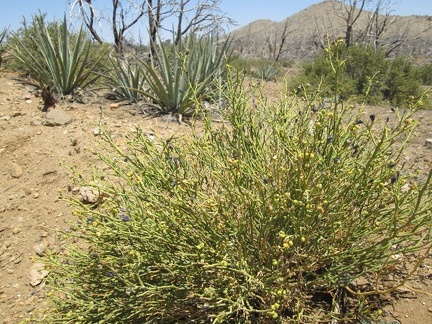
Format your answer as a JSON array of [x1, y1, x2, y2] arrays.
[[103, 56, 146, 102], [139, 34, 231, 116], [251, 63, 280, 81], [0, 28, 7, 45], [10, 15, 106, 97], [0, 28, 7, 68]]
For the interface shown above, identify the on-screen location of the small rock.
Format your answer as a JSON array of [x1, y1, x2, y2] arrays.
[[110, 103, 120, 109], [425, 139, 432, 149], [43, 110, 73, 126], [34, 242, 47, 256], [26, 306, 36, 313], [80, 187, 100, 204], [29, 262, 49, 287], [30, 120, 42, 127], [93, 127, 101, 136], [10, 163, 23, 178]]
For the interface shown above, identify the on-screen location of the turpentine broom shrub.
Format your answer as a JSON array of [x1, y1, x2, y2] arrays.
[[292, 40, 424, 106], [42, 42, 432, 323]]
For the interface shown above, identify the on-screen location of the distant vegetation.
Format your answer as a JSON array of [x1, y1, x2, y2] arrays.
[[290, 41, 430, 107]]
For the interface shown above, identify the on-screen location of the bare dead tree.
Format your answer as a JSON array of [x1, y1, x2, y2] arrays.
[[70, 0, 104, 44], [70, 0, 232, 55], [361, 0, 396, 49], [171, 0, 234, 45], [275, 20, 290, 62], [332, 0, 368, 46], [111, 0, 147, 53], [70, 0, 147, 53], [311, 14, 338, 50]]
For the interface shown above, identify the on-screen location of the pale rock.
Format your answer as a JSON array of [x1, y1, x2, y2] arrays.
[[93, 127, 101, 136], [43, 110, 73, 126], [10, 163, 23, 178], [30, 120, 42, 127], [80, 187, 100, 204], [34, 242, 48, 256], [29, 262, 49, 287]]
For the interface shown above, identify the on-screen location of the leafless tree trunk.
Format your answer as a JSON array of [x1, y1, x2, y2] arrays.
[[275, 20, 290, 62], [111, 0, 147, 53], [70, 0, 104, 44], [147, 0, 162, 57], [332, 0, 367, 46], [70, 0, 147, 53]]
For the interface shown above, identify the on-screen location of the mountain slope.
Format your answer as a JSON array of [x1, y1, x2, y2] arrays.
[[230, 1, 432, 60]]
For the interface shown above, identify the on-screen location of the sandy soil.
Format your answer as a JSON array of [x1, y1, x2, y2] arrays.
[[1, 72, 432, 323]]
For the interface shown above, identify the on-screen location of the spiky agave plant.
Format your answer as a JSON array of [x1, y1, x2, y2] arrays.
[[103, 55, 147, 102], [138, 34, 232, 117], [10, 15, 106, 100]]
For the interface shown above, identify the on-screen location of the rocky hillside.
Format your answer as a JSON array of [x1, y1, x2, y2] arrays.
[[230, 0, 432, 61]]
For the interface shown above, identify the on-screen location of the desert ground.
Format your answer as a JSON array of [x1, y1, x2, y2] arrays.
[[1, 71, 432, 323]]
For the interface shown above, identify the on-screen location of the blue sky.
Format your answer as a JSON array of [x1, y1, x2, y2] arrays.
[[1, 1, 431, 36]]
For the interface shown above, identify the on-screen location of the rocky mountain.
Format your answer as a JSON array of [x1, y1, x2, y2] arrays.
[[230, 0, 432, 61]]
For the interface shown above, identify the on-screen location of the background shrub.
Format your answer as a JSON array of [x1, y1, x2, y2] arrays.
[[383, 55, 423, 106], [291, 42, 425, 106], [414, 62, 432, 86], [42, 46, 432, 322]]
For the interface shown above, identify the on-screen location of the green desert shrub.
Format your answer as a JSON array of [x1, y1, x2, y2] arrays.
[[383, 55, 423, 107], [41, 44, 432, 323], [292, 40, 423, 106], [414, 62, 432, 86]]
